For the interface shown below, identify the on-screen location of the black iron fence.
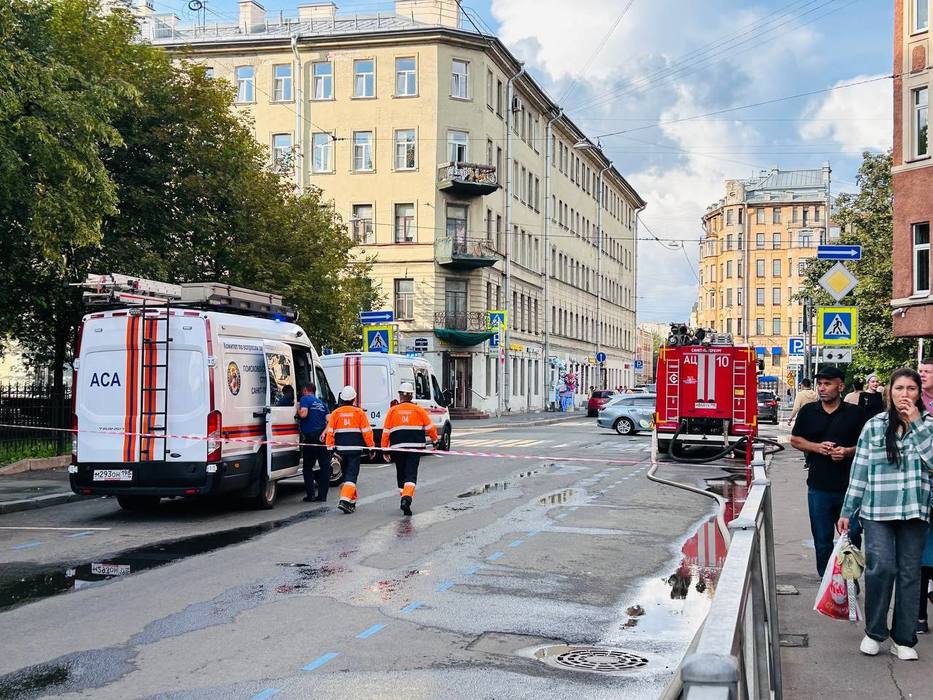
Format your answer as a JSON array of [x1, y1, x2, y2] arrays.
[[0, 382, 71, 466]]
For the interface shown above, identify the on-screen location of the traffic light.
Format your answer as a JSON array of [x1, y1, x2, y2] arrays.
[[757, 359, 765, 372]]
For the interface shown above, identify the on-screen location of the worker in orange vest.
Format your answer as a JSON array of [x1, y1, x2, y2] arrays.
[[324, 386, 374, 514], [381, 382, 438, 516]]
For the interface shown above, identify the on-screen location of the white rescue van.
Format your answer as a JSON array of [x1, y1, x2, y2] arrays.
[[320, 352, 452, 451], [70, 275, 337, 510]]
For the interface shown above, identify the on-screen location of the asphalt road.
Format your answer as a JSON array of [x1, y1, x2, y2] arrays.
[[0, 418, 741, 699]]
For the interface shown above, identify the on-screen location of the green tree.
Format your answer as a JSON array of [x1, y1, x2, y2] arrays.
[[798, 151, 915, 379]]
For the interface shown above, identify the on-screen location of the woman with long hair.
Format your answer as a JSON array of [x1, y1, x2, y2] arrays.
[[838, 368, 933, 660]]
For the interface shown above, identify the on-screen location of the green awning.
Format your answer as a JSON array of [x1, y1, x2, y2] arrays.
[[433, 328, 496, 346]]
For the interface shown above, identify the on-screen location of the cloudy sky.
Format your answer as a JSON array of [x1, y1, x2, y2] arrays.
[[175, 0, 893, 323]]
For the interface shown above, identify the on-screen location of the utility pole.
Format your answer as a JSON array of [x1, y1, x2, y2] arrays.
[[803, 296, 813, 382], [543, 108, 562, 409], [596, 163, 611, 389], [290, 36, 304, 190], [502, 65, 524, 414]]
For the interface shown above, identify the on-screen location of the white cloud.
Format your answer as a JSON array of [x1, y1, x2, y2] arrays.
[[799, 75, 892, 152]]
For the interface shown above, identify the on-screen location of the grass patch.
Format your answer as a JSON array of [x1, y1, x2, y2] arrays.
[[0, 441, 66, 467]]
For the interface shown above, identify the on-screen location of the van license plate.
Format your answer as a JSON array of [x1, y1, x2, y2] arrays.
[[93, 469, 133, 481], [90, 562, 131, 576]]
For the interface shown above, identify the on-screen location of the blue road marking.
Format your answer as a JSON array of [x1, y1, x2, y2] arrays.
[[65, 531, 96, 539], [12, 541, 41, 550], [401, 601, 424, 613], [465, 565, 481, 576], [303, 652, 339, 671], [436, 580, 455, 592], [508, 539, 523, 548], [488, 551, 504, 561], [527, 530, 540, 537], [251, 689, 280, 700], [356, 624, 386, 639], [556, 513, 568, 519], [569, 507, 578, 511]]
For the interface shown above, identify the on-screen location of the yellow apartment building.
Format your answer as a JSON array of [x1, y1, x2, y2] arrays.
[[143, 0, 645, 415], [696, 167, 831, 394]]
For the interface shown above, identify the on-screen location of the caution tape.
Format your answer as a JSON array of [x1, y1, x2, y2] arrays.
[[0, 422, 642, 466]]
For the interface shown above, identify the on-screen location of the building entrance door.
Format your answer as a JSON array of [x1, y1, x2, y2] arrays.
[[449, 355, 472, 409]]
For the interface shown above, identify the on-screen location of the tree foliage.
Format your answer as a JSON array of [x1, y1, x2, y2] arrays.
[[1, 0, 380, 392], [798, 151, 916, 380]]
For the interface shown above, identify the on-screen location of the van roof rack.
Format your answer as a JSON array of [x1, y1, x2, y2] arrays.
[[78, 274, 297, 321]]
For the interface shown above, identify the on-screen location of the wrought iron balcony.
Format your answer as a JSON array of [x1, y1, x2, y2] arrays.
[[433, 311, 487, 331], [437, 162, 500, 196], [435, 237, 501, 270]]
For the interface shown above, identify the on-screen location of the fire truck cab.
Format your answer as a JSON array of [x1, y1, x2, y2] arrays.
[[654, 326, 758, 456]]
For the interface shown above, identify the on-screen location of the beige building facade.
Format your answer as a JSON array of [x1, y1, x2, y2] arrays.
[[696, 167, 831, 393], [146, 0, 644, 414]]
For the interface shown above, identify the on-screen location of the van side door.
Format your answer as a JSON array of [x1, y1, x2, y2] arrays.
[[262, 340, 300, 473]]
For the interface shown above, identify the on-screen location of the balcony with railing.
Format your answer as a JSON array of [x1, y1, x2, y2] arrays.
[[435, 237, 501, 270], [437, 162, 500, 196], [433, 311, 487, 331]]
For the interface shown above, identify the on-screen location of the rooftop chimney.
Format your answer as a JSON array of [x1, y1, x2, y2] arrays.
[[298, 3, 337, 22], [239, 0, 266, 33], [396, 0, 461, 28]]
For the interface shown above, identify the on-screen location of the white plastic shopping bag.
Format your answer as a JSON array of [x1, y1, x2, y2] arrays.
[[814, 535, 862, 622]]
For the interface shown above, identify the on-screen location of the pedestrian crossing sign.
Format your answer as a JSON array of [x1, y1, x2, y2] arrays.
[[817, 306, 857, 346], [363, 325, 393, 354]]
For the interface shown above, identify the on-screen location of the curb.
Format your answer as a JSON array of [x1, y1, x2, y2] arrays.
[[0, 455, 71, 476], [0, 492, 95, 515]]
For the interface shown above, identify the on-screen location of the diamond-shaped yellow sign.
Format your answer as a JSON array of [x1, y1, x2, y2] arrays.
[[818, 262, 858, 302]]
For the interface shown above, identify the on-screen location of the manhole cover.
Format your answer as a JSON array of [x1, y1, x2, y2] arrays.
[[534, 645, 649, 674]]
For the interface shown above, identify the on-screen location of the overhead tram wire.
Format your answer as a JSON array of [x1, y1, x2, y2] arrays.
[[571, 0, 863, 114], [556, 0, 637, 105]]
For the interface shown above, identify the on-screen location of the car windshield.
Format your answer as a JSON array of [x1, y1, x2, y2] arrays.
[[757, 391, 775, 401]]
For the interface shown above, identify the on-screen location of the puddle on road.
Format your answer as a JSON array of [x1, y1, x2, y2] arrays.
[[0, 508, 328, 612], [0, 664, 69, 698], [537, 489, 575, 506], [457, 470, 540, 498]]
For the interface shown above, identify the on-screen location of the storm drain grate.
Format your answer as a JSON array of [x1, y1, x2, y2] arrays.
[[534, 645, 649, 674]]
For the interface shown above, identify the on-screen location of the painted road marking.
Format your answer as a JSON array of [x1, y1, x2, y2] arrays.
[[556, 513, 568, 519], [508, 539, 523, 548], [436, 580, 455, 592], [65, 531, 96, 539], [0, 526, 111, 531], [401, 601, 424, 613], [251, 689, 280, 700], [356, 624, 386, 639], [569, 507, 579, 512], [303, 652, 339, 671], [488, 551, 504, 561], [465, 565, 481, 576], [527, 530, 540, 537], [11, 541, 41, 550]]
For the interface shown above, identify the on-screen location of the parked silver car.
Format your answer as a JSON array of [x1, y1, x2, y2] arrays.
[[597, 394, 657, 435]]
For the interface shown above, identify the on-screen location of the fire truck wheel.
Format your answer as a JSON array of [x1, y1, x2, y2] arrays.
[[117, 496, 161, 511], [614, 417, 635, 436]]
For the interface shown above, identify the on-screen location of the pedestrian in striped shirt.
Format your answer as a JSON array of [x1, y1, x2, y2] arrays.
[[838, 368, 933, 660]]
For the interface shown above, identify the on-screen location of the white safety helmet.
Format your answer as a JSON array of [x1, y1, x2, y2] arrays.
[[399, 382, 415, 395], [339, 386, 357, 402]]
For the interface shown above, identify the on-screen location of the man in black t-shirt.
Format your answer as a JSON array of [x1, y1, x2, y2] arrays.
[[790, 367, 867, 577]]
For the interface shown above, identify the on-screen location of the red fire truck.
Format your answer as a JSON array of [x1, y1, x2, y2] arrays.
[[654, 327, 759, 459]]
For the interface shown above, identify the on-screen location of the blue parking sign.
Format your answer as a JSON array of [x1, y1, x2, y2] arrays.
[[634, 359, 644, 370], [788, 337, 804, 356]]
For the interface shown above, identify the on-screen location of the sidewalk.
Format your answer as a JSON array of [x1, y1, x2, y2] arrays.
[[453, 410, 586, 430], [0, 467, 89, 514], [772, 452, 929, 699]]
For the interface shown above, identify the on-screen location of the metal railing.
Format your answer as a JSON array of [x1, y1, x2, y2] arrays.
[[0, 382, 71, 465], [433, 311, 487, 331], [679, 450, 782, 699], [437, 162, 498, 187], [435, 236, 501, 260]]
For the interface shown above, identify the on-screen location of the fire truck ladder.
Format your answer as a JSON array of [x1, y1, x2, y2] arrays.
[[732, 355, 748, 424], [139, 299, 171, 462]]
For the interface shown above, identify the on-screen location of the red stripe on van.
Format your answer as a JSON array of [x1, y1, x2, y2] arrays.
[[122, 315, 140, 462]]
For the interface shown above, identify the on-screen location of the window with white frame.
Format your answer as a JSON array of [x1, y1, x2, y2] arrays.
[[272, 64, 292, 101], [756, 288, 765, 305], [451, 59, 469, 99], [756, 259, 765, 277], [353, 131, 374, 171], [394, 129, 416, 170], [353, 59, 375, 98], [914, 87, 928, 158], [772, 259, 781, 276], [756, 318, 765, 335], [772, 287, 781, 305], [772, 317, 781, 335], [756, 232, 765, 248], [235, 65, 254, 103], [773, 207, 782, 224], [915, 0, 929, 32], [395, 203, 415, 242], [312, 62, 333, 100], [447, 130, 469, 163], [395, 57, 416, 96], [755, 208, 765, 224], [772, 232, 781, 249], [799, 231, 812, 248], [351, 204, 374, 244], [914, 222, 930, 294], [394, 279, 415, 320], [312, 133, 332, 173], [271, 133, 292, 170], [446, 204, 467, 241]]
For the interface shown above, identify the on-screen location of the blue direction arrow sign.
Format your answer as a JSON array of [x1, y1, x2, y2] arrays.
[[360, 310, 394, 324], [816, 245, 862, 261]]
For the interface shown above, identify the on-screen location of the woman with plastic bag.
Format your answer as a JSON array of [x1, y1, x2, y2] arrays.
[[838, 368, 933, 660]]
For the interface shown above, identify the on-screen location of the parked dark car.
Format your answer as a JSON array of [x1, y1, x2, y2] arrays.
[[757, 390, 778, 424], [587, 390, 617, 417]]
